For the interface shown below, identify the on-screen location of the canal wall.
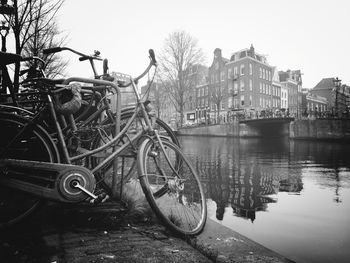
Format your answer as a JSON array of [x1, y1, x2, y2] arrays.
[[177, 119, 350, 139], [290, 119, 350, 139], [178, 121, 261, 137]]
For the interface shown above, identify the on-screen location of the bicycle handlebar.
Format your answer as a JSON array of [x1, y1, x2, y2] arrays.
[[42, 47, 157, 88], [42, 47, 63, 54], [148, 49, 157, 65], [118, 49, 157, 88], [43, 47, 102, 61]]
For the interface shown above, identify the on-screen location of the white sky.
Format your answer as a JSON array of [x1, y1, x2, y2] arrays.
[[53, 0, 349, 89]]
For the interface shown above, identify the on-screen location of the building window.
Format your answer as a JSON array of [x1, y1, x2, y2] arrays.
[[234, 67, 238, 77], [262, 68, 265, 79], [249, 63, 252, 75], [241, 95, 245, 106], [220, 71, 225, 81], [240, 79, 245, 91], [259, 67, 262, 78], [249, 79, 253, 91], [234, 82, 238, 93], [249, 95, 252, 106], [228, 97, 233, 108], [228, 68, 232, 79], [259, 82, 262, 93], [240, 64, 245, 75]]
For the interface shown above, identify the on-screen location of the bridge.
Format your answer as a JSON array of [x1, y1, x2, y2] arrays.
[[177, 117, 296, 138], [238, 117, 295, 137]]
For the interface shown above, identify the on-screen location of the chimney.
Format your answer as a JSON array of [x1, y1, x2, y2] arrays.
[[214, 48, 222, 58]]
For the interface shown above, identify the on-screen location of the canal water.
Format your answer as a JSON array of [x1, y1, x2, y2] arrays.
[[179, 136, 350, 263]]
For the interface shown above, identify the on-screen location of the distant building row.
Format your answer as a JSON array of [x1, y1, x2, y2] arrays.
[[183, 45, 349, 124], [138, 45, 350, 126]]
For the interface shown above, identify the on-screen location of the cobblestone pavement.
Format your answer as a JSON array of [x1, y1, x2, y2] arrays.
[[0, 202, 213, 263]]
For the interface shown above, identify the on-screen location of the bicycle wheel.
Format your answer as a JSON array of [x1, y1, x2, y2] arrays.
[[0, 113, 59, 228], [91, 111, 179, 197], [137, 138, 207, 236]]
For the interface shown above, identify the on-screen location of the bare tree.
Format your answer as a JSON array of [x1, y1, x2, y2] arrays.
[[211, 86, 224, 121], [22, 18, 68, 78], [9, 0, 66, 91], [159, 30, 205, 127], [211, 76, 239, 120]]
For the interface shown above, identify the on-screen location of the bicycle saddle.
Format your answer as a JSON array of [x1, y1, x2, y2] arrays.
[[0, 52, 22, 66]]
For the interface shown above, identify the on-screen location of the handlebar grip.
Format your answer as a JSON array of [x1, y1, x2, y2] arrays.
[[43, 47, 62, 54], [79, 56, 89, 62], [149, 49, 157, 65]]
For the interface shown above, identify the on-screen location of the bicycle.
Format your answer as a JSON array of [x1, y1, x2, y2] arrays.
[[0, 49, 207, 236], [1, 47, 180, 196]]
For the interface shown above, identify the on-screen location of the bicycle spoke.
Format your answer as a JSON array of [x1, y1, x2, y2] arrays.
[[138, 138, 206, 236]]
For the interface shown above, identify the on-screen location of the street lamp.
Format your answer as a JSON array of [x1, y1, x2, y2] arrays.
[[0, 1, 15, 52]]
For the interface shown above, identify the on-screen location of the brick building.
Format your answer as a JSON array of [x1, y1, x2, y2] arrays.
[[227, 45, 275, 114], [206, 45, 277, 122], [311, 78, 350, 116], [301, 89, 328, 117]]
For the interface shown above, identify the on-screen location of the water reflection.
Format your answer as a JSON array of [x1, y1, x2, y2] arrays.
[[180, 136, 350, 263], [181, 137, 349, 222]]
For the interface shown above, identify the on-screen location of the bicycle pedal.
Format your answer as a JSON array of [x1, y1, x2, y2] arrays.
[[90, 193, 109, 204]]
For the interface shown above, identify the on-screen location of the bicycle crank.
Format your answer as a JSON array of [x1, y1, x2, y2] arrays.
[[0, 159, 95, 203]]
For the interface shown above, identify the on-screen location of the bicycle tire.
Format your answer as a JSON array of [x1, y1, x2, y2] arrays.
[[118, 110, 179, 146], [91, 111, 179, 197], [0, 112, 59, 228], [137, 138, 207, 236]]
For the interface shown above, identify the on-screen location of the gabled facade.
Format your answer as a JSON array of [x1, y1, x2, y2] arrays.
[[272, 67, 282, 110], [278, 69, 303, 117], [207, 48, 229, 122], [184, 64, 208, 124]]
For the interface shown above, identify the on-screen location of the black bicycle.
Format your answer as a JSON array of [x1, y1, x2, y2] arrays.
[[0, 49, 207, 236]]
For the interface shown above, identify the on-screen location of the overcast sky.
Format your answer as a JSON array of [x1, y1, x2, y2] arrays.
[[56, 0, 350, 89]]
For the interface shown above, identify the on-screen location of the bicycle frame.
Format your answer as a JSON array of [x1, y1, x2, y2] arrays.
[[57, 76, 177, 198], [1, 50, 178, 200]]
